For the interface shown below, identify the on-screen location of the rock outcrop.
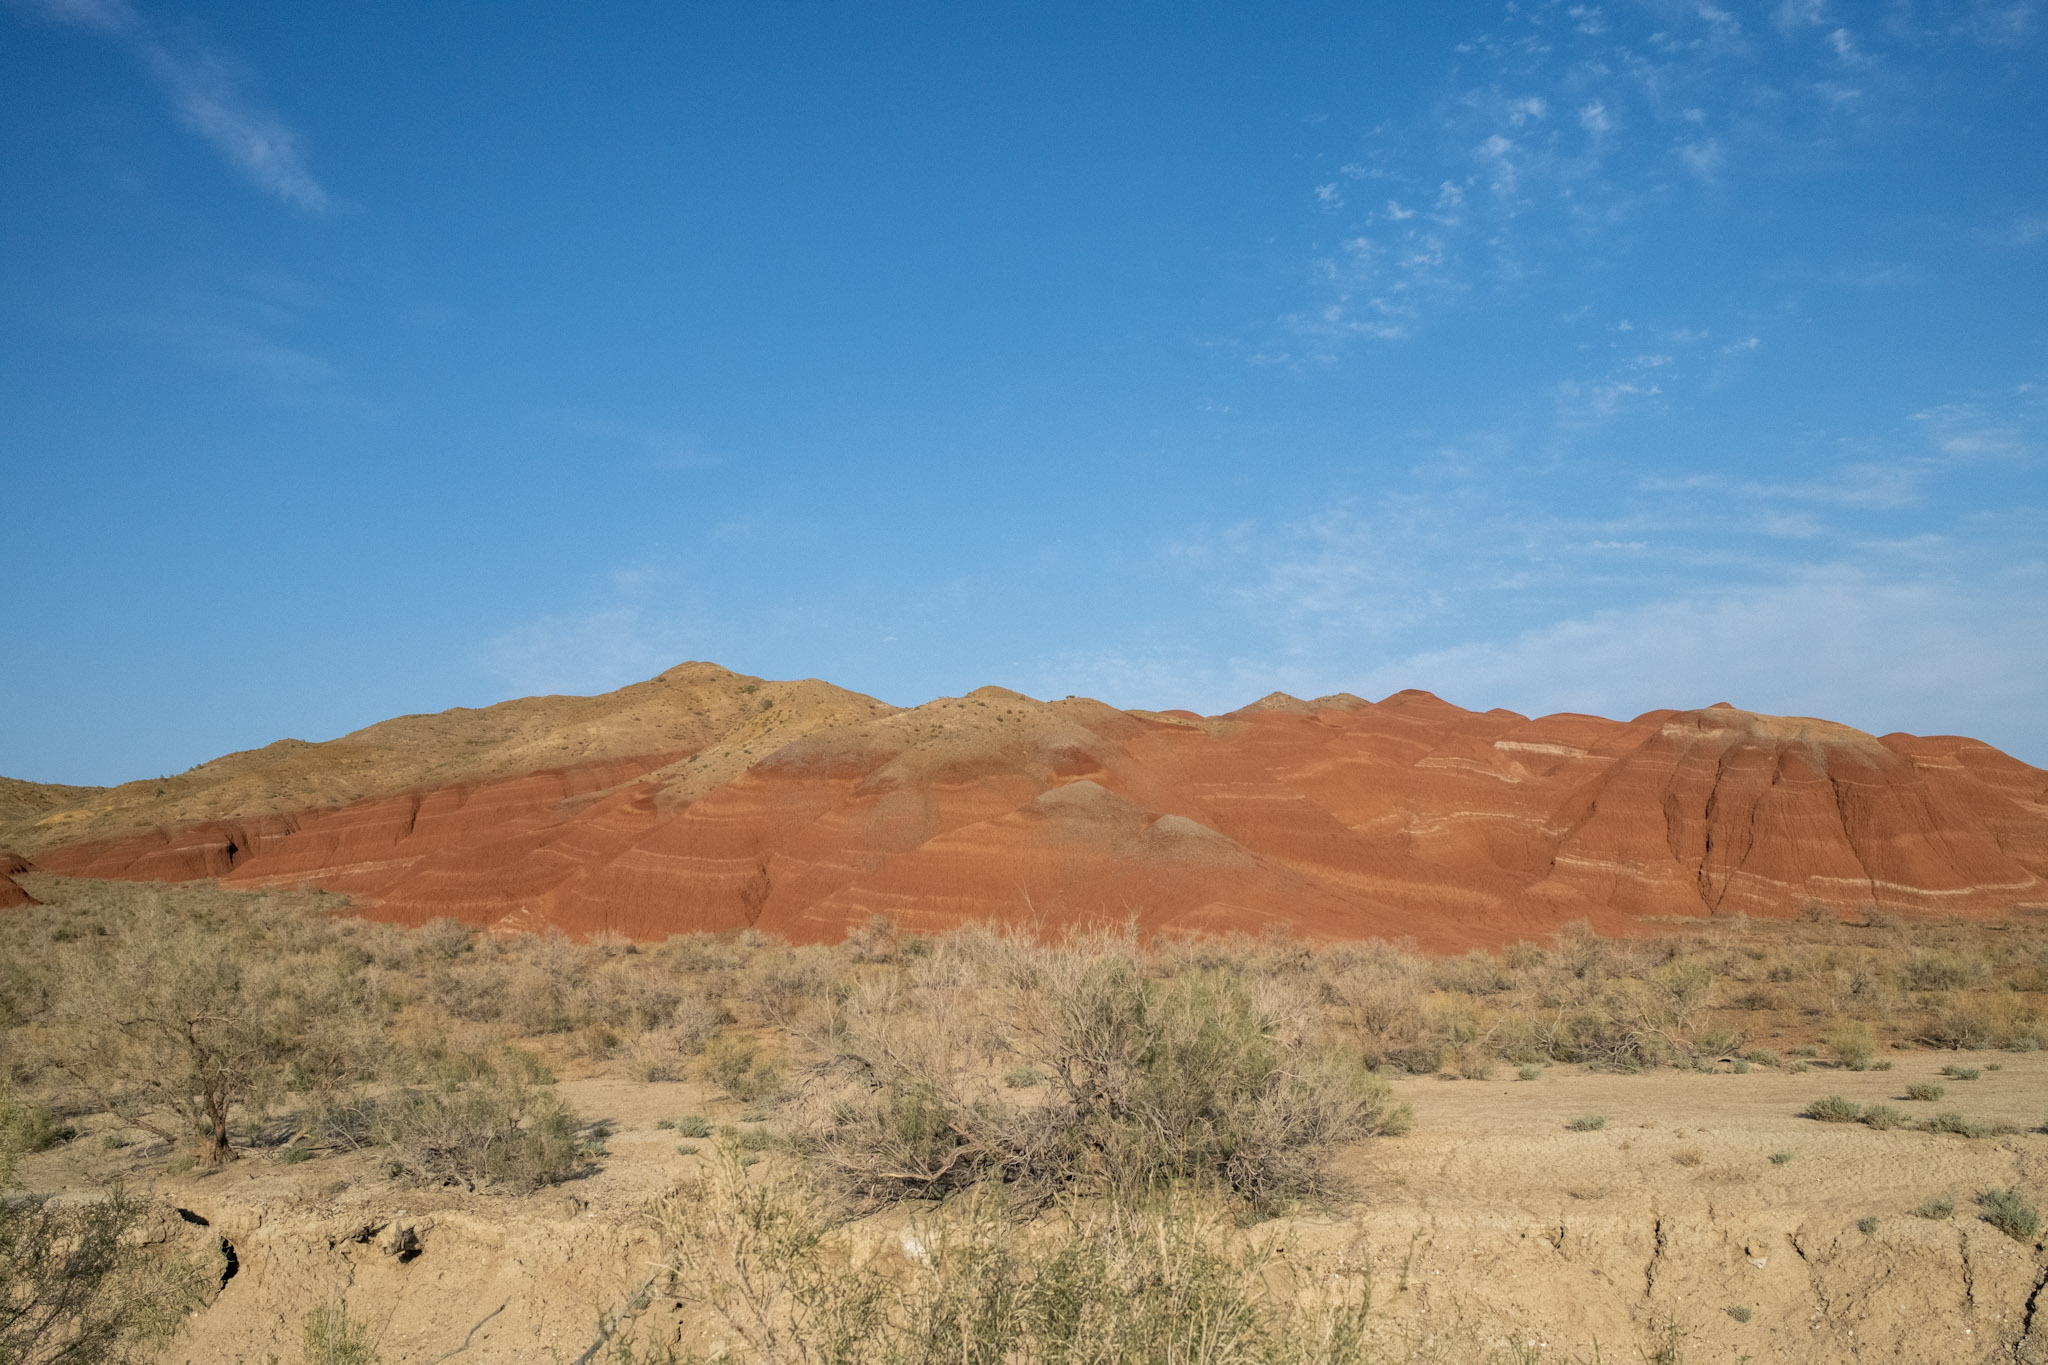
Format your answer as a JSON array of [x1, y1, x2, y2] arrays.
[[12, 666, 2047, 949]]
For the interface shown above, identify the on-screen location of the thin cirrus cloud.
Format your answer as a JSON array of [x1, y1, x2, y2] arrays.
[[10, 0, 330, 212], [1282, 0, 2026, 356]]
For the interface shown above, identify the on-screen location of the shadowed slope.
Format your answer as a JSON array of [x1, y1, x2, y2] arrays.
[[15, 670, 2048, 949]]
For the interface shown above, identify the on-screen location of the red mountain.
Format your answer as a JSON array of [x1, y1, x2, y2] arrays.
[[8, 664, 2045, 951]]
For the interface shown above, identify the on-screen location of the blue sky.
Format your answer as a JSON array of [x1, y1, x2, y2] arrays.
[[3, 0, 2044, 785]]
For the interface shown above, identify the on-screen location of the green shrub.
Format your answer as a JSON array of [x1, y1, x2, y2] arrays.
[[1903, 1082, 1944, 1102], [1856, 1216, 1878, 1234], [372, 1056, 587, 1193], [1911, 1197, 1954, 1219], [703, 1034, 783, 1103], [1822, 1019, 1875, 1071], [1859, 1104, 1907, 1131], [1725, 1305, 1753, 1323], [1769, 1150, 1793, 1165], [673, 1115, 712, 1138], [1803, 1095, 1861, 1123], [1940, 1064, 1981, 1081], [1564, 1116, 1606, 1132], [1976, 1188, 2039, 1241], [1516, 1065, 1541, 1081], [1924, 1112, 1990, 1138]]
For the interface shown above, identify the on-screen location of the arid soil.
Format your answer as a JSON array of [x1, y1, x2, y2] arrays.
[[8, 663, 2046, 950], [18, 1056, 2045, 1363]]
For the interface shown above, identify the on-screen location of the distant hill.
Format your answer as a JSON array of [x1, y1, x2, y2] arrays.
[[10, 663, 2046, 950]]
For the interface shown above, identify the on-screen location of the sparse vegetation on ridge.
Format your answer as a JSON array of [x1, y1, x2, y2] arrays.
[[5, 874, 2048, 1361]]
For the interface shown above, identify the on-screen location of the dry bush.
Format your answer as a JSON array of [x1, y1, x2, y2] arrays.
[[735, 947, 841, 1028], [372, 1048, 587, 1193], [703, 1034, 783, 1103], [786, 933, 1407, 1214], [0, 1184, 208, 1365], [649, 1145, 1376, 1365], [626, 991, 727, 1082]]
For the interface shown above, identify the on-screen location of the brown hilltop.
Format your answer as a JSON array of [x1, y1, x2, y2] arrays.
[[11, 667, 2047, 952]]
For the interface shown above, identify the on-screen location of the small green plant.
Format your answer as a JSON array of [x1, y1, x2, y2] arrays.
[[1823, 1019, 1875, 1071], [1803, 1095, 1861, 1123], [1976, 1188, 2039, 1241], [1770, 1150, 1793, 1165], [655, 1119, 675, 1130], [673, 1115, 711, 1138], [303, 1303, 382, 1364], [675, 1143, 700, 1156], [1004, 1067, 1043, 1089], [733, 1125, 773, 1152], [1940, 1064, 1981, 1081], [701, 1034, 782, 1103], [281, 1143, 315, 1164], [1725, 1305, 1753, 1323], [1732, 1059, 1750, 1074], [1857, 1216, 1878, 1234], [1788, 1061, 1811, 1074], [1859, 1104, 1907, 1131], [1516, 1065, 1542, 1081], [1911, 1197, 1954, 1219], [1564, 1115, 1606, 1132], [1925, 1112, 1991, 1138], [1903, 1082, 1945, 1102]]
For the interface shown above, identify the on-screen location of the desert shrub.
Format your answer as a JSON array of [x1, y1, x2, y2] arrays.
[[1940, 1064, 1981, 1081], [1924, 1112, 1991, 1138], [1770, 1151, 1793, 1165], [1564, 1116, 1606, 1132], [0, 1183, 207, 1365], [1859, 1104, 1907, 1131], [703, 1034, 783, 1103], [1857, 1216, 1878, 1234], [413, 917, 474, 960], [843, 915, 901, 964], [1903, 1082, 1945, 1102], [0, 1099, 73, 1156], [790, 945, 1406, 1214], [625, 998, 724, 1083], [735, 948, 838, 1027], [33, 899, 376, 1166], [1821, 1019, 1875, 1070], [649, 1146, 1376, 1365], [1920, 994, 2036, 1050], [1976, 1188, 2039, 1241], [426, 958, 511, 1022], [1911, 1197, 1955, 1219], [1902, 951, 1978, 991], [373, 1052, 586, 1192], [1804, 1095, 1862, 1123]]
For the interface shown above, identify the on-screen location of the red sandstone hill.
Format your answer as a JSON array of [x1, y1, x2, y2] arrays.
[[7, 663, 2046, 951]]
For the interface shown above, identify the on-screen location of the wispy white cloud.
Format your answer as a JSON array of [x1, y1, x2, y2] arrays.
[[480, 606, 706, 698], [9, 0, 330, 211], [1351, 564, 2048, 761], [1276, 0, 2036, 358]]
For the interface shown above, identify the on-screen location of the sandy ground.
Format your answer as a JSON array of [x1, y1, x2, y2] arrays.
[[19, 1053, 2048, 1363]]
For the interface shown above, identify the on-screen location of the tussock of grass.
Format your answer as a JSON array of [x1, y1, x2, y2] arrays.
[[1976, 1188, 2039, 1241], [1803, 1095, 1861, 1123]]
